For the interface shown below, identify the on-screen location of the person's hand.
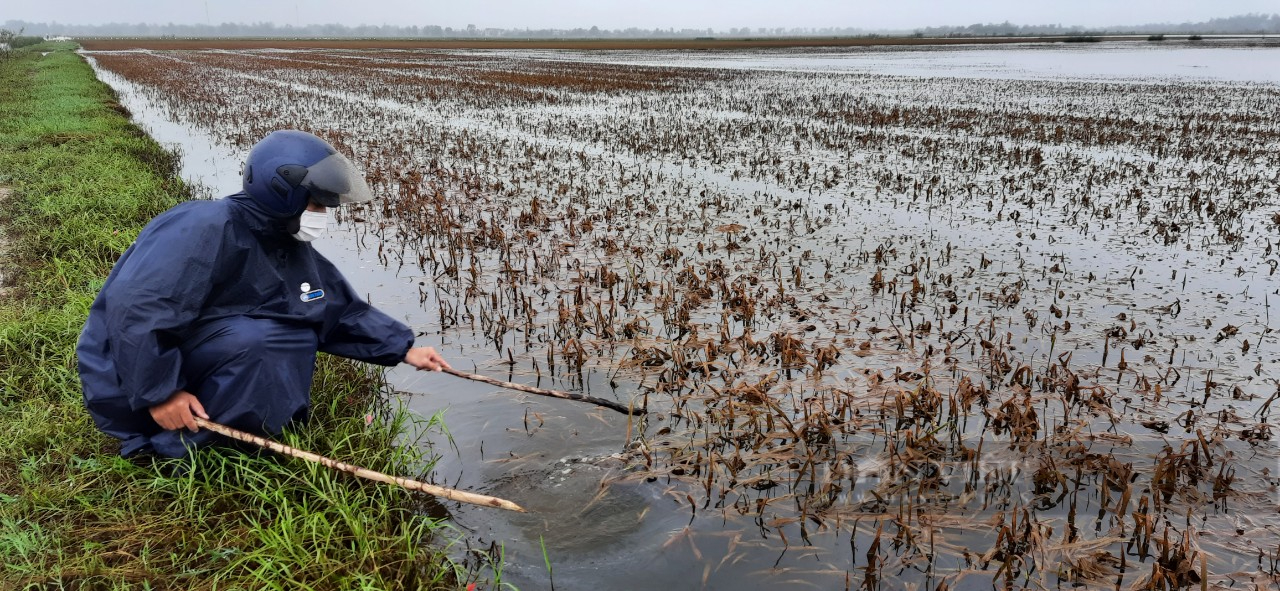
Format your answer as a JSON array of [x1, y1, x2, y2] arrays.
[[404, 346, 450, 371], [149, 390, 209, 432]]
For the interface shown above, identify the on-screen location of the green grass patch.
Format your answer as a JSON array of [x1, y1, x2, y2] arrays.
[[0, 42, 468, 590]]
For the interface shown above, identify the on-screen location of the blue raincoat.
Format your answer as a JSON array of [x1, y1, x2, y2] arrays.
[[77, 192, 414, 457]]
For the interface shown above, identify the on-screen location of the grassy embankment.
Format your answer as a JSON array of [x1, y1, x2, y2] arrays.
[[0, 43, 467, 590]]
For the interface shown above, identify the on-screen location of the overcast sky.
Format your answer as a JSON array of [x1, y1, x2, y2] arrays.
[[8, 1, 1276, 31]]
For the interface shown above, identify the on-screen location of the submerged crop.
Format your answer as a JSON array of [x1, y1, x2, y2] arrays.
[[84, 40, 1280, 590]]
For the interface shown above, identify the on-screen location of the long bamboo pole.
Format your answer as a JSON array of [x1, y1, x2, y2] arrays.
[[194, 417, 525, 512], [441, 367, 645, 416]]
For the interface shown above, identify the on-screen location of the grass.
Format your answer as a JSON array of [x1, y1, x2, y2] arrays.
[[0, 42, 470, 590]]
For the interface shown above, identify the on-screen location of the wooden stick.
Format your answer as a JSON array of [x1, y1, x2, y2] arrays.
[[194, 417, 525, 512], [442, 367, 646, 416]]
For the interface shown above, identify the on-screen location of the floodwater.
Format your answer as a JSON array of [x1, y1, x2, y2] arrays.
[[84, 39, 1280, 590], [508, 40, 1280, 83]]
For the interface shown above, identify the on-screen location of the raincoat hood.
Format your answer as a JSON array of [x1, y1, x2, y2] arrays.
[[227, 191, 298, 239]]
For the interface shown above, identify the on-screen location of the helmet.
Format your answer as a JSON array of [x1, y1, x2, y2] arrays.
[[241, 130, 374, 218]]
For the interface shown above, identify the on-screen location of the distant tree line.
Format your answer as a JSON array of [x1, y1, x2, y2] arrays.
[[3, 20, 876, 38], [5, 13, 1278, 39], [913, 13, 1280, 37]]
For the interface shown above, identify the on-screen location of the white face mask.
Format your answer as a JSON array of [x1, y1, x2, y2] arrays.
[[292, 209, 330, 242]]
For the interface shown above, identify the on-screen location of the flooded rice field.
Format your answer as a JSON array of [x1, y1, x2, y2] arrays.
[[83, 40, 1280, 589]]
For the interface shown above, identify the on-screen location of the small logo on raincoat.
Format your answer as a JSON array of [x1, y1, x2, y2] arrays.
[[300, 282, 324, 302]]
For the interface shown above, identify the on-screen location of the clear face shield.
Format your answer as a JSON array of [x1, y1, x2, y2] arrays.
[[295, 152, 374, 208]]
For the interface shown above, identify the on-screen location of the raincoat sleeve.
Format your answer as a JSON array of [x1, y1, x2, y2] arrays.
[[314, 258, 415, 366], [99, 207, 227, 411]]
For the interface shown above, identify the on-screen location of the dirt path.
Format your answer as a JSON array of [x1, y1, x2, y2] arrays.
[[0, 186, 11, 297]]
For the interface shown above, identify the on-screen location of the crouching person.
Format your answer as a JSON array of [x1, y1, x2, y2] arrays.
[[77, 129, 449, 458]]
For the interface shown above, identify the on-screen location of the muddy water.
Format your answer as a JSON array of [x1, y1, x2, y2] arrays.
[[86, 42, 1280, 590]]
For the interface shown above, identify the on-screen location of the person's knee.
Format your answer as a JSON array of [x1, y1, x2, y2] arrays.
[[205, 317, 274, 361], [182, 316, 318, 405]]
